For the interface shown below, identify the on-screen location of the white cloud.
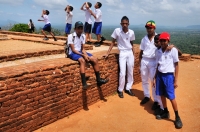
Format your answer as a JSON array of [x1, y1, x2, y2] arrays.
[[0, 0, 24, 5], [33, 0, 69, 10], [32, 5, 37, 9], [16, 13, 24, 16], [105, 0, 124, 8]]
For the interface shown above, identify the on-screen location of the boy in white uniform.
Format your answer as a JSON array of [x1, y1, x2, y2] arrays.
[[154, 32, 183, 129], [104, 16, 135, 98], [68, 21, 108, 89], [81, 2, 93, 44], [90, 2, 106, 47], [38, 10, 57, 41], [139, 20, 162, 110], [64, 5, 73, 36]]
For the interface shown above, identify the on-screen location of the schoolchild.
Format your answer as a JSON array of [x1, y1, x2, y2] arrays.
[[139, 20, 161, 110], [81, 2, 93, 44], [90, 2, 106, 47], [153, 34, 182, 115], [38, 10, 57, 41], [154, 32, 183, 129], [104, 16, 135, 98], [28, 19, 35, 33], [64, 5, 73, 36], [68, 21, 108, 89]]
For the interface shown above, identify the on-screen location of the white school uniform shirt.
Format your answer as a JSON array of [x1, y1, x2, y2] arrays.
[[111, 28, 135, 50], [42, 15, 50, 24], [140, 34, 157, 59], [156, 47, 179, 73], [94, 8, 102, 22], [83, 8, 93, 24], [68, 32, 86, 55], [66, 11, 73, 24], [28, 22, 31, 29]]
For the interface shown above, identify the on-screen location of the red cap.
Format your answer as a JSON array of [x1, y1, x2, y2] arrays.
[[159, 32, 170, 41]]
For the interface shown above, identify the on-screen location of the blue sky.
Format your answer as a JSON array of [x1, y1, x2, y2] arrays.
[[0, 0, 200, 27]]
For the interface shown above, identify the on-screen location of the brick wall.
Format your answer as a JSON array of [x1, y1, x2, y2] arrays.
[[0, 48, 141, 132]]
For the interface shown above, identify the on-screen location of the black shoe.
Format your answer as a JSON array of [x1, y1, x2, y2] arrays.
[[156, 111, 170, 120], [140, 97, 150, 105], [54, 37, 57, 41], [95, 43, 101, 47], [101, 36, 106, 41], [125, 90, 135, 96], [154, 106, 164, 115], [86, 41, 92, 44], [174, 117, 183, 129], [152, 102, 159, 110], [43, 37, 49, 40], [117, 90, 124, 98], [85, 76, 90, 81], [82, 84, 90, 90], [94, 41, 99, 44], [97, 78, 109, 85]]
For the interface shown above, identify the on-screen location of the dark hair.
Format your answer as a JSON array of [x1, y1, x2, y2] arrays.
[[154, 34, 160, 41], [46, 10, 50, 15], [121, 16, 129, 22], [97, 2, 102, 8], [69, 6, 73, 11], [87, 2, 92, 8], [30, 19, 32, 23]]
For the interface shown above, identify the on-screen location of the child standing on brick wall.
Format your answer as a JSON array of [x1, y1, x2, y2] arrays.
[[64, 5, 73, 37], [68, 21, 108, 89], [139, 20, 163, 111], [38, 10, 57, 41], [104, 16, 135, 98], [81, 2, 93, 44], [153, 32, 183, 129], [89, 2, 106, 47], [28, 19, 35, 33]]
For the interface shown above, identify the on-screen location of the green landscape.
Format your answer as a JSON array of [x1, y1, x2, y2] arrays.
[[101, 26, 200, 55], [5, 24, 200, 55]]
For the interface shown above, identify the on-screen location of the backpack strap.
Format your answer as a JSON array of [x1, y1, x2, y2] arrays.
[[65, 34, 75, 58]]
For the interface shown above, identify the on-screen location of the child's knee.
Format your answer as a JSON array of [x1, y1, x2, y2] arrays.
[[90, 57, 98, 63], [79, 58, 86, 64]]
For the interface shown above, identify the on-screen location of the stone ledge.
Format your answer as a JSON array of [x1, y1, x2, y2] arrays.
[[0, 30, 117, 46], [0, 50, 123, 132], [179, 54, 191, 61], [191, 55, 200, 59]]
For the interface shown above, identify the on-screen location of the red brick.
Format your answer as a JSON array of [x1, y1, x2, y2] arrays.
[[16, 105, 25, 112], [22, 98, 34, 105], [33, 95, 43, 101], [2, 99, 16, 107]]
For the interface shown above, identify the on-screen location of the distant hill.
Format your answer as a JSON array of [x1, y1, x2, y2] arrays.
[[186, 25, 200, 29]]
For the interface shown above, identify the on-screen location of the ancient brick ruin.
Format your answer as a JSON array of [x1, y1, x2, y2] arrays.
[[0, 31, 198, 132], [0, 31, 142, 132]]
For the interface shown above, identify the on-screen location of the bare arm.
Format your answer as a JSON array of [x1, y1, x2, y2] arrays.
[[130, 41, 135, 56], [103, 38, 116, 58], [167, 44, 182, 56], [41, 10, 44, 17], [65, 5, 70, 13], [153, 64, 159, 87], [174, 62, 179, 88], [139, 50, 143, 65], [80, 3, 85, 10], [177, 48, 182, 56], [65, 5, 68, 11], [70, 44, 84, 56]]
